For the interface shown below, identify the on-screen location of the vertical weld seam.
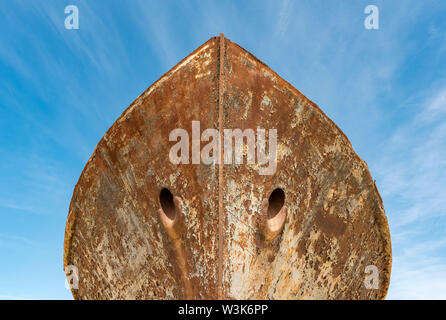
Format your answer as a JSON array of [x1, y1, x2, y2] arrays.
[[217, 33, 225, 300]]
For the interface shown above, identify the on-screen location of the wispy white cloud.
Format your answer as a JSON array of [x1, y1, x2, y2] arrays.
[[274, 0, 293, 38], [388, 237, 446, 299], [131, 0, 184, 69], [0, 294, 30, 300], [0, 201, 36, 214], [418, 88, 446, 122], [375, 85, 446, 298], [0, 233, 38, 248], [0, 153, 72, 216], [376, 86, 446, 226]]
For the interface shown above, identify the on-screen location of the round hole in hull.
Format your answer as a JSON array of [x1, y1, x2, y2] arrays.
[[159, 188, 176, 220], [267, 188, 285, 219]]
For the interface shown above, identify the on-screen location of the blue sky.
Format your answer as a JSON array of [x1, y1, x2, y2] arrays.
[[0, 0, 445, 299]]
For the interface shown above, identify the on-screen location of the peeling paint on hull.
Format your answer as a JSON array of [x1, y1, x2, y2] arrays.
[[64, 35, 391, 300]]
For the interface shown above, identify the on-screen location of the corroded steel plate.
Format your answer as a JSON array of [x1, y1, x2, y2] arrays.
[[64, 35, 391, 299]]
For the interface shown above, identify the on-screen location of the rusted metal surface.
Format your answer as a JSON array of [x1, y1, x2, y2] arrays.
[[64, 35, 391, 299]]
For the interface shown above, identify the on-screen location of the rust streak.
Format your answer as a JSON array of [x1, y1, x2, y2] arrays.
[[217, 33, 225, 300]]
